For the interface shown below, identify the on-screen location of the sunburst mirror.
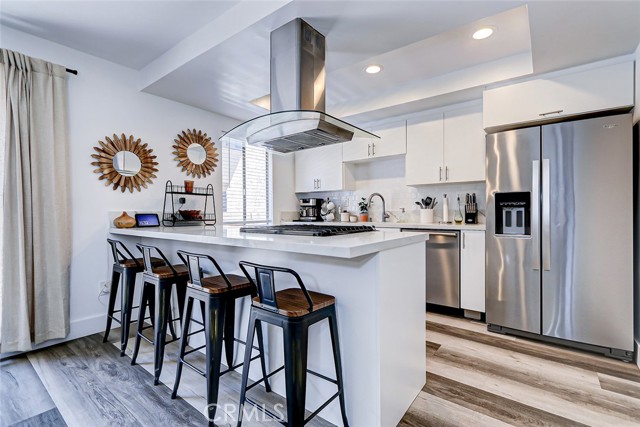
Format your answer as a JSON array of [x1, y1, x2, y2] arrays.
[[172, 129, 218, 178], [91, 133, 159, 193]]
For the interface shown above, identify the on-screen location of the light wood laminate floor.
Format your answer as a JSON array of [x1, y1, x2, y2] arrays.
[[2, 312, 639, 426], [398, 312, 640, 427]]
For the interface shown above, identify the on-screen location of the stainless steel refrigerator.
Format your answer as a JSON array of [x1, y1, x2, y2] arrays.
[[486, 113, 635, 361]]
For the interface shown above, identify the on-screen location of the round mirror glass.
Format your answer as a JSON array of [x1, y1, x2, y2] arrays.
[[113, 151, 142, 176], [187, 143, 207, 165]]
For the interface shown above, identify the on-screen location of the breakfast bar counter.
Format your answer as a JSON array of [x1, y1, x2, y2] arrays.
[[110, 225, 427, 427]]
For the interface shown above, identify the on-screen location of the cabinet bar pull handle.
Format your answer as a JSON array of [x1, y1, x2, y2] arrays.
[[439, 166, 442, 181], [463, 233, 466, 249], [313, 179, 317, 189], [446, 166, 449, 181], [318, 178, 321, 189], [539, 109, 563, 117], [368, 144, 371, 157], [372, 143, 376, 156]]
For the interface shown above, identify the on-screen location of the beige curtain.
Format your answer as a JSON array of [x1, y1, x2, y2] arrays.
[[1, 49, 71, 352]]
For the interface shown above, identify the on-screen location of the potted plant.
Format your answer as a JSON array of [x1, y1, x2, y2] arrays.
[[358, 197, 369, 222]]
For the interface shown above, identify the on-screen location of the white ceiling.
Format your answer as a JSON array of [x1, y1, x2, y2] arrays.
[[1, 0, 639, 124]]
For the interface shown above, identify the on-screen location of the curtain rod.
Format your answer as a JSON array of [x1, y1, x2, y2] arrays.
[[65, 68, 78, 75]]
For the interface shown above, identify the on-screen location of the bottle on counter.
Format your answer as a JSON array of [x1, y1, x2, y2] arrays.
[[454, 195, 463, 224], [442, 194, 449, 223]]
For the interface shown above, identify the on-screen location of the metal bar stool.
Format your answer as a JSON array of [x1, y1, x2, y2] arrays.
[[171, 251, 271, 426], [130, 244, 189, 385], [236, 261, 349, 427], [104, 238, 163, 356]]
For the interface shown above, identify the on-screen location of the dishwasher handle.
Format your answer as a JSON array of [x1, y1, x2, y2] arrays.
[[428, 232, 458, 237], [400, 229, 459, 238]]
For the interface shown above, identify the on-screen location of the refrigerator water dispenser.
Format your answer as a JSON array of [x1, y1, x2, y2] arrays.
[[494, 192, 530, 236]]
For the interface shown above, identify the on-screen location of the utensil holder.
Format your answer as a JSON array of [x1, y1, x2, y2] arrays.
[[420, 209, 434, 224]]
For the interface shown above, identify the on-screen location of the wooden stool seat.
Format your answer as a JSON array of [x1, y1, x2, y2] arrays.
[[150, 264, 189, 278], [190, 274, 252, 294], [252, 288, 335, 317], [118, 257, 163, 268]]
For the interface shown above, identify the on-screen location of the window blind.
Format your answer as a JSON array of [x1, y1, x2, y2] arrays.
[[222, 139, 272, 224]]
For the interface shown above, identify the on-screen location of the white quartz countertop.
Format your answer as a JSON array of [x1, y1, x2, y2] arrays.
[[285, 221, 486, 231], [109, 225, 429, 259]]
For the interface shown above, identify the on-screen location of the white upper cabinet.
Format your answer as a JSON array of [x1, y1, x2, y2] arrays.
[[343, 120, 406, 162], [294, 144, 354, 193], [406, 104, 485, 185], [406, 113, 444, 185], [443, 106, 485, 183], [341, 136, 370, 162], [483, 61, 634, 132]]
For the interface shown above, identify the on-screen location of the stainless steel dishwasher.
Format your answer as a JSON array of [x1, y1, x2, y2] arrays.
[[401, 229, 460, 308]]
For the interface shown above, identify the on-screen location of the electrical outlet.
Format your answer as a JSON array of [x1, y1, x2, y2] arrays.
[[99, 280, 111, 294], [178, 197, 186, 204]]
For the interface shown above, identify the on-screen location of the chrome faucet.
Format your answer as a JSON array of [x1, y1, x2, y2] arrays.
[[367, 192, 390, 222]]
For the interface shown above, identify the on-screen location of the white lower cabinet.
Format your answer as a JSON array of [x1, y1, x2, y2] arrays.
[[294, 144, 354, 192], [460, 230, 486, 313]]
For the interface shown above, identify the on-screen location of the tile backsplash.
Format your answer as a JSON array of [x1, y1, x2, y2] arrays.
[[297, 157, 486, 223]]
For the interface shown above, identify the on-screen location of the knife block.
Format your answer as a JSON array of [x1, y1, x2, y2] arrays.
[[464, 210, 478, 224]]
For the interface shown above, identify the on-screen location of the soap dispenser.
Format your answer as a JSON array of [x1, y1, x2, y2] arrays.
[[442, 194, 450, 223]]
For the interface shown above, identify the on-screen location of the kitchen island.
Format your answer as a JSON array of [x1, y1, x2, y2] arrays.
[[109, 225, 428, 426]]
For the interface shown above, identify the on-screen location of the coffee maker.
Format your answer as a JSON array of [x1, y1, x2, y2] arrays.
[[297, 198, 323, 222]]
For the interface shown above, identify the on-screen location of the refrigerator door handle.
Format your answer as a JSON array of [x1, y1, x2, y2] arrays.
[[532, 160, 540, 270], [542, 159, 551, 271]]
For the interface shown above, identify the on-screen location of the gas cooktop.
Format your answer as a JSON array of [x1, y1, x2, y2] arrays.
[[239, 224, 376, 237]]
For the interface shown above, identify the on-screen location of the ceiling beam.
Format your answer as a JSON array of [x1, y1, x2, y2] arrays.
[[138, 0, 292, 91]]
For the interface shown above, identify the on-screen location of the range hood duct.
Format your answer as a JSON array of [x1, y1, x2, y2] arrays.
[[221, 18, 378, 154]]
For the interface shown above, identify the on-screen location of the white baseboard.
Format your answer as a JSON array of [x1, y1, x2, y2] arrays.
[[0, 313, 105, 360]]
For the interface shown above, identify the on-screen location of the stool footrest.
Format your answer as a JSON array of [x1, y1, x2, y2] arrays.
[[186, 328, 205, 337], [246, 365, 285, 392], [244, 397, 287, 426], [233, 337, 261, 352], [138, 333, 153, 345], [184, 344, 206, 356], [307, 369, 338, 385], [190, 319, 204, 326], [304, 391, 340, 425], [219, 354, 262, 375], [180, 359, 206, 377]]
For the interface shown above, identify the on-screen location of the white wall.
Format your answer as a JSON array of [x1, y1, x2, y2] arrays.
[[1, 27, 239, 347]]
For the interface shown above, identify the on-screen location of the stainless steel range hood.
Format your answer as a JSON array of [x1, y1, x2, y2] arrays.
[[220, 18, 378, 154]]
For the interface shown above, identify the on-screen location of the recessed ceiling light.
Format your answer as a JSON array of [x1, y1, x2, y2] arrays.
[[472, 27, 494, 40], [365, 64, 383, 74]]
